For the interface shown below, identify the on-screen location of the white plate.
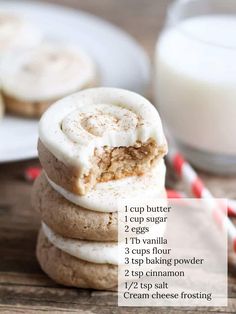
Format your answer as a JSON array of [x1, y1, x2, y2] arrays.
[[0, 0, 150, 163]]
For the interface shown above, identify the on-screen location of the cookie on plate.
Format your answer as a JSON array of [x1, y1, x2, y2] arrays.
[[1, 42, 98, 117]]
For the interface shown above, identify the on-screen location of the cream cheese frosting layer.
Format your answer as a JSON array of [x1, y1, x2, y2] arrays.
[[1, 42, 96, 101], [0, 13, 42, 56], [39, 87, 167, 171], [46, 159, 166, 212], [42, 223, 118, 265]]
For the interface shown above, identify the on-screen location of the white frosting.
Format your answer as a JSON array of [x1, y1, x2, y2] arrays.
[[46, 159, 166, 212], [39, 87, 167, 172], [42, 223, 118, 265], [0, 13, 42, 56], [1, 42, 96, 101]]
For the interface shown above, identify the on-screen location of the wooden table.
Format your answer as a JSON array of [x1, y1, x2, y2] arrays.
[[1, 0, 236, 312]]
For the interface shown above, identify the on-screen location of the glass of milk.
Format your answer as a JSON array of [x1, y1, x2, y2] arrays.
[[155, 0, 236, 174]]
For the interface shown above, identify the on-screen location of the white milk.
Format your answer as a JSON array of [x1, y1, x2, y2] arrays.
[[155, 15, 236, 155]]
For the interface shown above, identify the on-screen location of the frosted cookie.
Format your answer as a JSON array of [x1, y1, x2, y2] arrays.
[[32, 173, 118, 241], [46, 158, 166, 212], [1, 42, 97, 117], [32, 160, 166, 241], [36, 226, 117, 290], [38, 87, 168, 195], [0, 13, 42, 57]]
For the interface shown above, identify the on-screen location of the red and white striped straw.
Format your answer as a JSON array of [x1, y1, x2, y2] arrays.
[[167, 147, 236, 252], [25, 167, 41, 182]]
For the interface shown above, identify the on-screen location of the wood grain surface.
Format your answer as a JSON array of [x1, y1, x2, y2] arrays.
[[1, 0, 236, 313]]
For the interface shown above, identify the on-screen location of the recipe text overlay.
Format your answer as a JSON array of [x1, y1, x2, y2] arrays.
[[118, 199, 227, 307]]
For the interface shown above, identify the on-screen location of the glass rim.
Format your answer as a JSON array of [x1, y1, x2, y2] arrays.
[[166, 0, 236, 50]]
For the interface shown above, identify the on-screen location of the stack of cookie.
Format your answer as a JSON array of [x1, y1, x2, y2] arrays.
[[32, 87, 167, 290]]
